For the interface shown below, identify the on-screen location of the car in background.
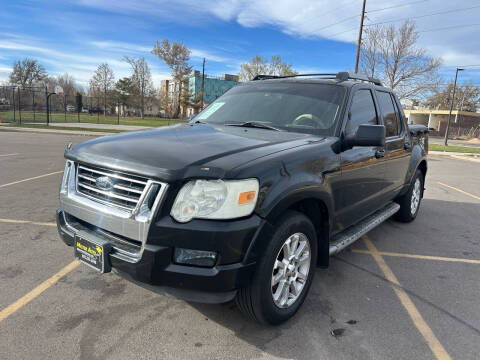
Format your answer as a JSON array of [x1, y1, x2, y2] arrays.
[[88, 107, 102, 114]]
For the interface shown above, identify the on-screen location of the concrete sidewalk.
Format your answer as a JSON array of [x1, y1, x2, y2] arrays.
[[0, 122, 156, 136], [429, 136, 480, 148], [47, 122, 152, 131]]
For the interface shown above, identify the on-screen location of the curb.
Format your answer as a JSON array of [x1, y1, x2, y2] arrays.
[[429, 151, 480, 157]]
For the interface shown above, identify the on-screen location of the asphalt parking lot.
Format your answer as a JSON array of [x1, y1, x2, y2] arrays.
[[0, 131, 479, 360]]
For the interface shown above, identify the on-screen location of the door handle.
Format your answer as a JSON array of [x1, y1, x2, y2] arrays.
[[375, 149, 385, 158], [404, 142, 411, 150]]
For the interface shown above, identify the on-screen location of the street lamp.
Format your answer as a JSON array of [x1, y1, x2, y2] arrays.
[[444, 67, 464, 146]]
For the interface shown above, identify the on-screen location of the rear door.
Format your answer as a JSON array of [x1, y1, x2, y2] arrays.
[[337, 87, 386, 228], [375, 90, 411, 199]]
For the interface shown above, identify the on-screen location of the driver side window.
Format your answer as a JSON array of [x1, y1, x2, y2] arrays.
[[346, 89, 378, 135]]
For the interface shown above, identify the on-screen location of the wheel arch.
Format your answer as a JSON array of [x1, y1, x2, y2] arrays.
[[244, 192, 332, 267]]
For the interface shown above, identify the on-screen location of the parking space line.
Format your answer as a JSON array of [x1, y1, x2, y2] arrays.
[[0, 171, 63, 189], [363, 236, 452, 360], [0, 218, 56, 227], [0, 153, 19, 157], [438, 182, 480, 201], [352, 249, 480, 264], [0, 260, 79, 324]]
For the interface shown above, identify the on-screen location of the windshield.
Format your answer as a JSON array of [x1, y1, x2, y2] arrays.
[[195, 82, 346, 135]]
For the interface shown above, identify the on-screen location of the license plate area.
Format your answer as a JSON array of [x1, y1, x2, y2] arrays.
[[74, 233, 112, 273]]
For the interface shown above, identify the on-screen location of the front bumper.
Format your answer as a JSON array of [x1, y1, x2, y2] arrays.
[[56, 207, 261, 303], [57, 162, 266, 303]]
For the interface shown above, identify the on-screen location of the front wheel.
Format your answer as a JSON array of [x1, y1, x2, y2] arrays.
[[235, 211, 317, 325], [395, 169, 424, 222]]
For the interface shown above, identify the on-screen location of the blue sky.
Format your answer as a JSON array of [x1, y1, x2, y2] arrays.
[[1, 0, 480, 89]]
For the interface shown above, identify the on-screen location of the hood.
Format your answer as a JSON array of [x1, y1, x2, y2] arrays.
[[66, 123, 323, 181]]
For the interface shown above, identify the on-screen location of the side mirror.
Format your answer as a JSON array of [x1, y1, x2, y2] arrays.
[[344, 124, 385, 149]]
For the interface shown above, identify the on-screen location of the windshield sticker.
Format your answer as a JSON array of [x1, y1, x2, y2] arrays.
[[196, 102, 225, 120]]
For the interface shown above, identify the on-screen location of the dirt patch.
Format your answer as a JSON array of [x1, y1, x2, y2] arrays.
[[467, 138, 480, 144]]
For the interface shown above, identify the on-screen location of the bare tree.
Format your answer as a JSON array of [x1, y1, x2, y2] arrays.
[[268, 55, 297, 77], [123, 56, 154, 118], [152, 40, 192, 117], [89, 63, 115, 116], [360, 21, 442, 99], [56, 73, 79, 97], [360, 26, 382, 78], [425, 82, 480, 112], [239, 55, 296, 82], [9, 58, 47, 87]]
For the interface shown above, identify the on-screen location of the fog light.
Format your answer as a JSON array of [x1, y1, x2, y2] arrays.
[[174, 248, 217, 267]]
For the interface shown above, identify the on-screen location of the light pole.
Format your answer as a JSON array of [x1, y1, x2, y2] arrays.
[[444, 67, 463, 146]]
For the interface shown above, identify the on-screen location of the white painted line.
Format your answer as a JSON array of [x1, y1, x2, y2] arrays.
[[0, 153, 19, 157], [0, 171, 63, 189]]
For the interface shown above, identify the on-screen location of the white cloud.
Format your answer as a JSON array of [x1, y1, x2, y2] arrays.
[[0, 35, 175, 87], [75, 0, 480, 69], [190, 48, 231, 63], [89, 40, 151, 53]]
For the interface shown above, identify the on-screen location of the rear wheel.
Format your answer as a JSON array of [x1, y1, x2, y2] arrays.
[[395, 169, 424, 222], [235, 211, 317, 325]]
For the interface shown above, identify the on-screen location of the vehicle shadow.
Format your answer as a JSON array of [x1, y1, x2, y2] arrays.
[[188, 198, 480, 360]]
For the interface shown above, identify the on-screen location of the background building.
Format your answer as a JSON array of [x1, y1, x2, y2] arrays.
[[160, 72, 239, 117], [405, 109, 480, 137]]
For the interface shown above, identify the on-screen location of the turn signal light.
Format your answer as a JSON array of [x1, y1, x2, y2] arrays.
[[238, 191, 256, 205]]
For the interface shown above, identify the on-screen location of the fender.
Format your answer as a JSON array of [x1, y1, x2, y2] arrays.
[[405, 144, 427, 185], [243, 174, 335, 264]]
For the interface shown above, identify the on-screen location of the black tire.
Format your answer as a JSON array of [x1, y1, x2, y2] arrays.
[[235, 210, 318, 325], [394, 169, 424, 222]]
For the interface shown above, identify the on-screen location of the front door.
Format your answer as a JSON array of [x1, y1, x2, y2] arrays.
[[336, 88, 386, 229]]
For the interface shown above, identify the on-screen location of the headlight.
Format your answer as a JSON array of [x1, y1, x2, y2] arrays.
[[60, 160, 73, 194], [171, 179, 259, 222]]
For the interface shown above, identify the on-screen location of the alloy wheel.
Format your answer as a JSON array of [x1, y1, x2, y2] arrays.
[[271, 232, 311, 309], [411, 178, 421, 215]]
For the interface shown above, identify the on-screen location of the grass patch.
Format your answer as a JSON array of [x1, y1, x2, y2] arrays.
[[430, 143, 480, 154], [1, 124, 124, 133], [0, 111, 185, 127]]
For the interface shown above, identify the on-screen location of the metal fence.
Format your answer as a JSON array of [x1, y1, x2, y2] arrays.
[[0, 86, 48, 124], [0, 86, 181, 127]]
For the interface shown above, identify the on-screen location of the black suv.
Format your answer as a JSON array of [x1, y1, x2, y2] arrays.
[[57, 72, 428, 324]]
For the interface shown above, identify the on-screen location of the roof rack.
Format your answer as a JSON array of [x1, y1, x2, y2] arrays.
[[252, 73, 337, 81], [335, 72, 383, 86], [252, 71, 383, 86]]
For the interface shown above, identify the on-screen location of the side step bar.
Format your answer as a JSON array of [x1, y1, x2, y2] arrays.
[[329, 202, 400, 256]]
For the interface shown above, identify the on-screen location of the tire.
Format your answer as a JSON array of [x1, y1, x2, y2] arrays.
[[235, 210, 318, 325], [394, 169, 424, 222]]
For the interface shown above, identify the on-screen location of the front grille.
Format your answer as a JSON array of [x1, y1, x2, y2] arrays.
[[76, 164, 148, 211]]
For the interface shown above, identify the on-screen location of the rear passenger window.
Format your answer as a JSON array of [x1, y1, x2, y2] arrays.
[[346, 89, 378, 135], [376, 91, 399, 137], [391, 96, 404, 134]]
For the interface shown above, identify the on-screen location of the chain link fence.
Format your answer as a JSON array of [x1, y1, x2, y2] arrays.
[[0, 86, 184, 127], [0, 86, 48, 124]]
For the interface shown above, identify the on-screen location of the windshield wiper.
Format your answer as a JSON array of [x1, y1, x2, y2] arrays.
[[224, 121, 281, 131]]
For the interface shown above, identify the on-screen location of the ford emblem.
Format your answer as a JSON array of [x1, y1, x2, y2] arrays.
[[96, 176, 114, 191]]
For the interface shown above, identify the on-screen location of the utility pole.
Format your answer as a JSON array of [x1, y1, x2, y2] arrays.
[[201, 58, 205, 110], [444, 67, 464, 146], [354, 0, 367, 74], [456, 92, 465, 136]]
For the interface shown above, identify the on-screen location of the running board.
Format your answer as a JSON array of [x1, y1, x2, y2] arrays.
[[329, 202, 400, 256]]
